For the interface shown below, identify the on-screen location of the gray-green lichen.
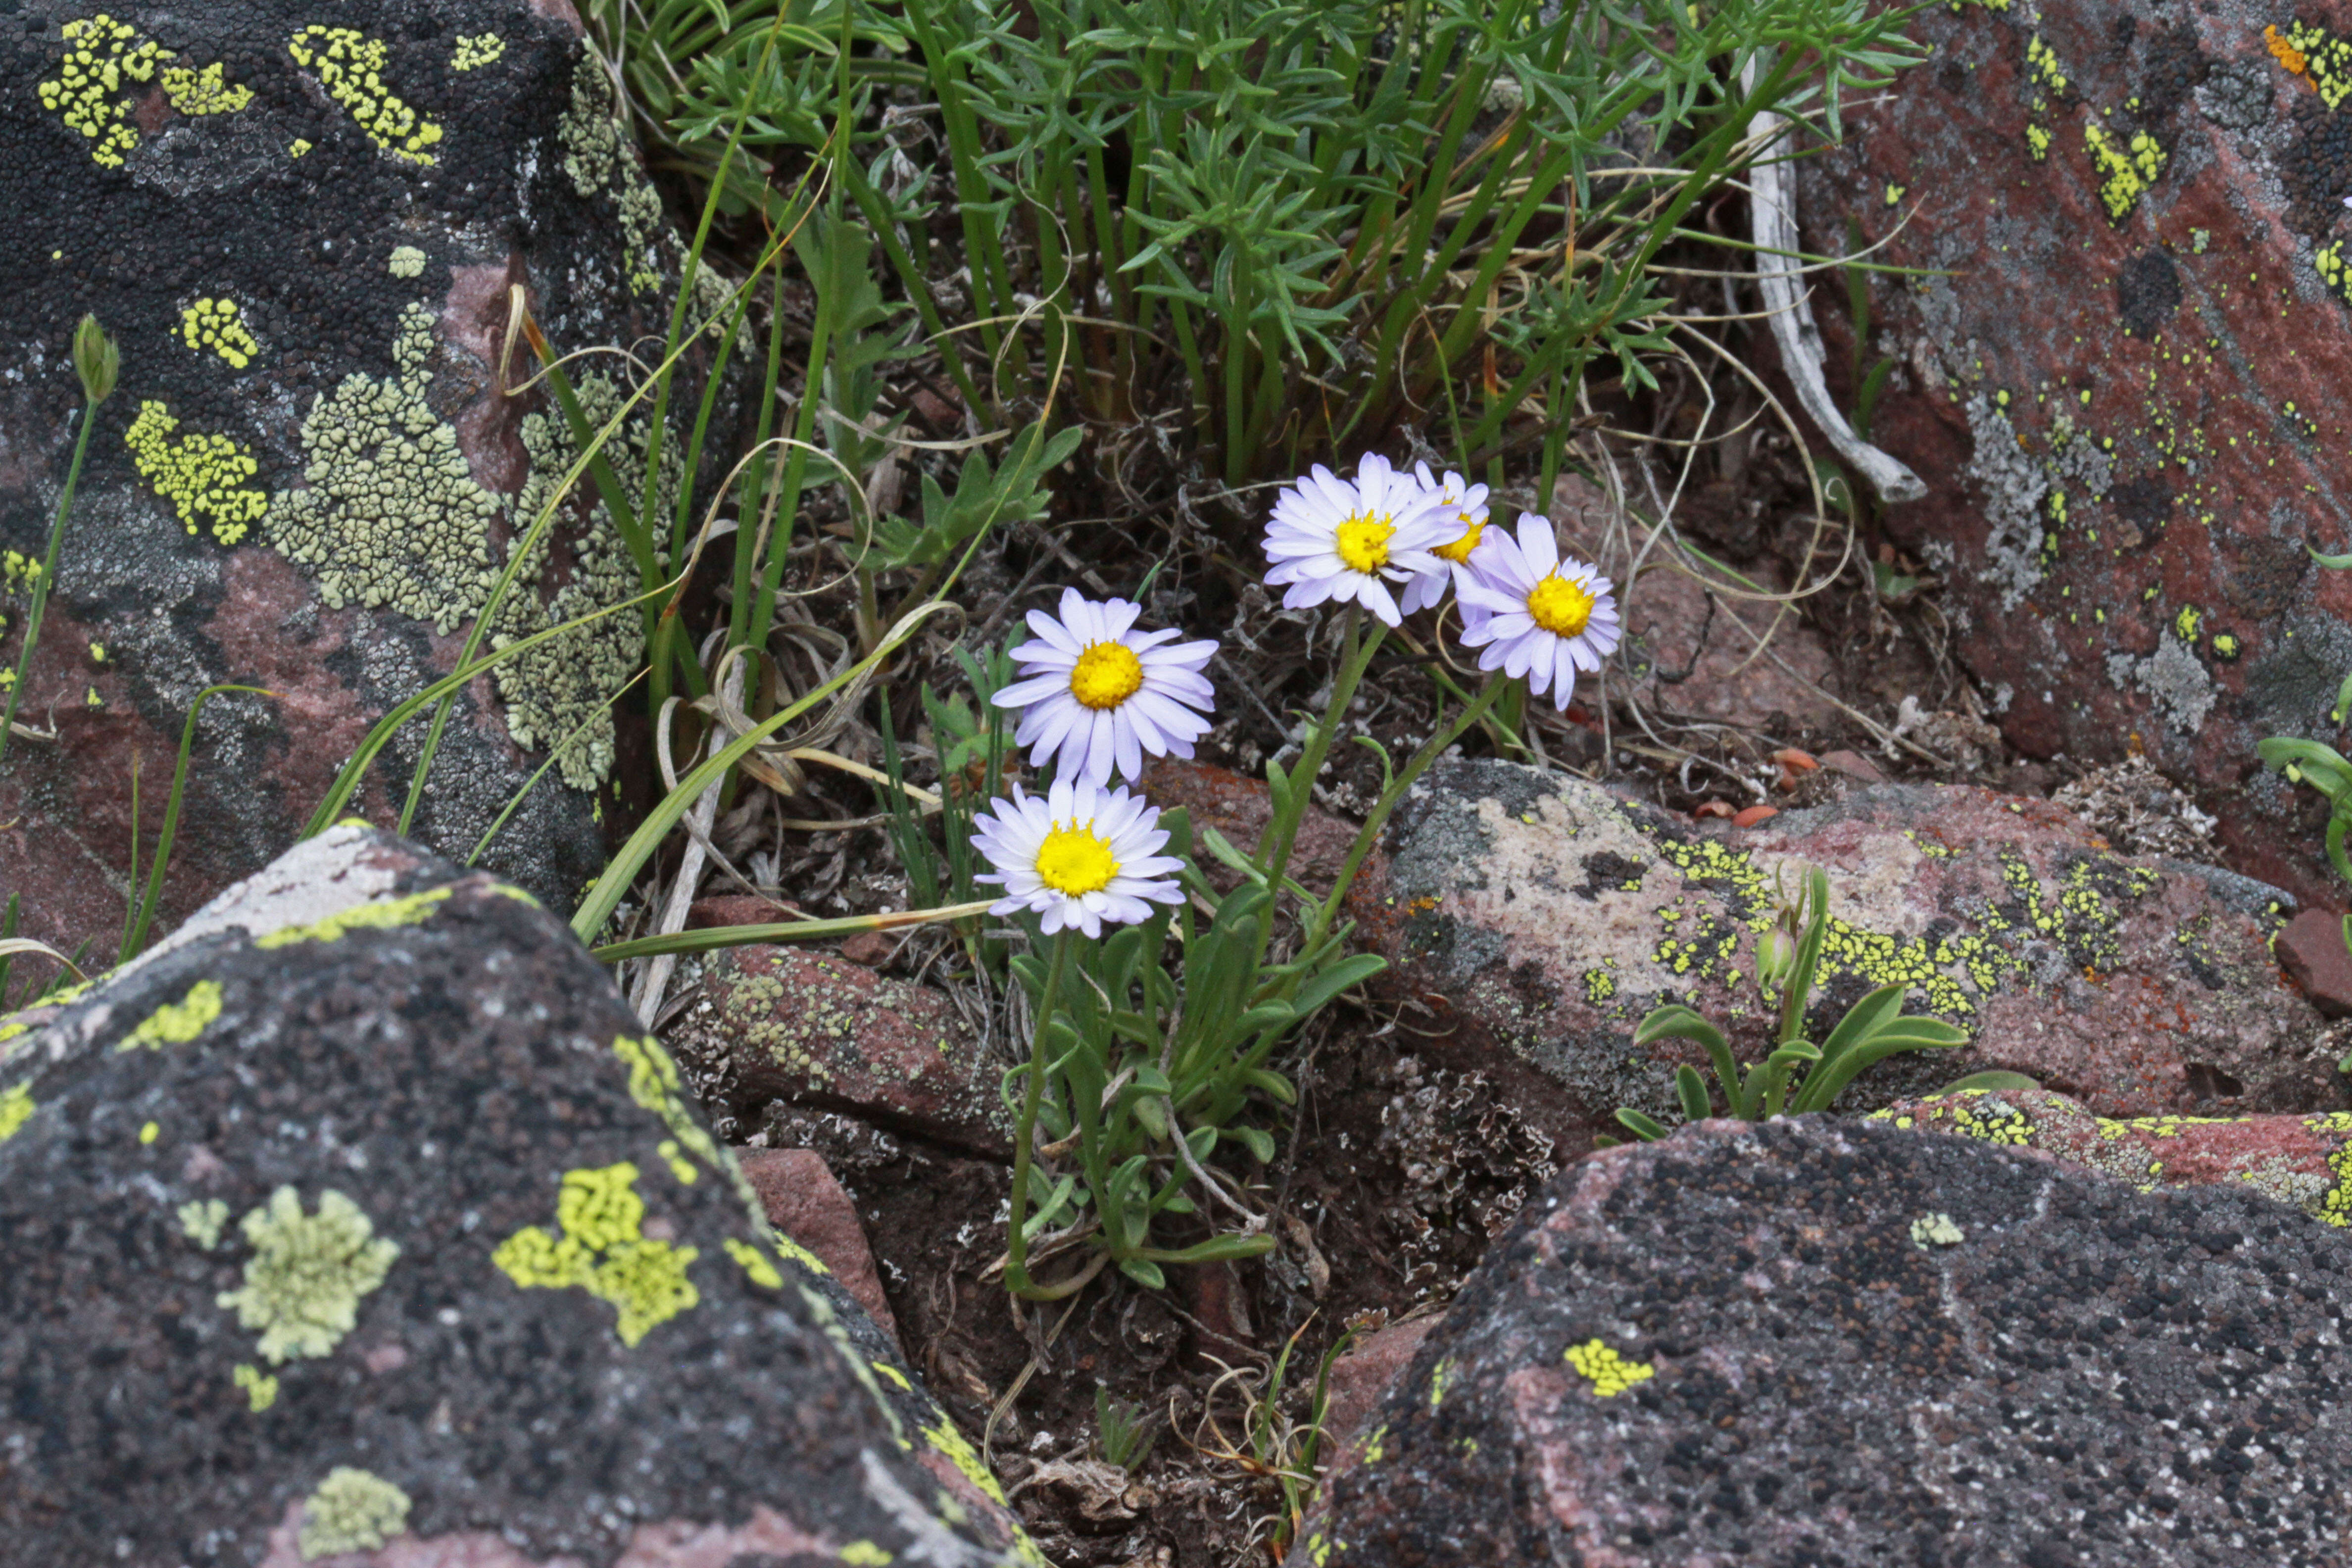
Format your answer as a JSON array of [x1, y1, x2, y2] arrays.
[[1964, 391, 2050, 611], [178, 1198, 229, 1249], [492, 368, 670, 790], [216, 1186, 399, 1364], [298, 1467, 411, 1559], [2107, 630, 2215, 735], [266, 302, 500, 632], [560, 49, 667, 294]]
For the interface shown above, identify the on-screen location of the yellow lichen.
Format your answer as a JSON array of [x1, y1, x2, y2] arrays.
[[2025, 35, 2068, 97], [1566, 1337, 1655, 1397], [125, 401, 267, 545], [218, 1187, 400, 1364], [491, 1163, 701, 1347], [253, 887, 452, 949], [449, 33, 506, 71], [37, 14, 168, 169], [2084, 123, 2166, 225], [0, 1082, 33, 1142], [724, 1235, 784, 1288], [923, 1414, 1010, 1505], [299, 1468, 411, 1559], [232, 1362, 278, 1412], [289, 137, 312, 157], [162, 61, 252, 115], [287, 27, 443, 164], [2285, 21, 2352, 109], [139, 1120, 160, 1145], [182, 298, 259, 368], [120, 979, 223, 1050]]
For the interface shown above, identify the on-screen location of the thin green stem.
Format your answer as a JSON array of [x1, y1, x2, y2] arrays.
[[1005, 928, 1076, 1299], [0, 399, 97, 772]]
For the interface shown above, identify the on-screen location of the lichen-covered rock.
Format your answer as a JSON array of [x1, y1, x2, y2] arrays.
[[1372, 760, 2341, 1156], [669, 945, 1016, 1158], [0, 824, 1042, 1567], [1877, 1084, 2352, 1227], [1795, 0, 2352, 904], [1297, 1117, 2352, 1566], [0, 0, 739, 953]]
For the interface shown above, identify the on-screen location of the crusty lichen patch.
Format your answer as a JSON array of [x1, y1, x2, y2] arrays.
[[162, 61, 252, 116], [298, 1467, 411, 1559], [560, 48, 669, 293], [253, 886, 453, 948], [38, 13, 166, 168], [449, 33, 505, 71], [1565, 1337, 1654, 1397], [218, 1187, 400, 1364], [492, 1162, 700, 1347], [0, 1081, 33, 1142], [126, 401, 267, 546], [119, 979, 223, 1050], [287, 27, 442, 165], [180, 298, 258, 369]]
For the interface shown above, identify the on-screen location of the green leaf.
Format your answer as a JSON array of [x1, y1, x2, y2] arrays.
[[1813, 983, 1906, 1073], [1240, 1067, 1296, 1104], [1614, 1107, 1670, 1142], [1933, 1071, 2041, 1094], [1118, 1257, 1168, 1290], [1290, 952, 1387, 1017], [1231, 1125, 1277, 1163], [1137, 1232, 1276, 1265], [1675, 1064, 1711, 1123]]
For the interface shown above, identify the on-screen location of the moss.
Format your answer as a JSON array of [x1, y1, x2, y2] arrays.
[[254, 886, 452, 948], [119, 979, 223, 1050], [0, 1082, 33, 1142], [231, 1362, 278, 1412], [217, 1187, 400, 1364], [491, 1162, 702, 1347], [298, 1467, 411, 1559], [265, 302, 501, 633], [126, 401, 267, 545], [560, 49, 669, 294], [449, 34, 506, 71], [178, 1198, 229, 1249], [161, 62, 251, 115], [1565, 1337, 1654, 1397], [37, 14, 167, 169], [180, 297, 259, 371], [287, 27, 442, 165], [492, 369, 663, 789], [387, 245, 426, 279]]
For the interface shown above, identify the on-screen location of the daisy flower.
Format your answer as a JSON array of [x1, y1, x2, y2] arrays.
[[973, 779, 1186, 938], [1400, 462, 1492, 616], [1262, 453, 1456, 626], [1456, 512, 1622, 710], [992, 588, 1219, 786]]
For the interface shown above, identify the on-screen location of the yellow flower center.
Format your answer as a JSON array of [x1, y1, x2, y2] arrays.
[[1069, 642, 1145, 710], [1036, 825, 1119, 895], [1432, 516, 1486, 566], [1526, 573, 1597, 637], [1334, 514, 1395, 574]]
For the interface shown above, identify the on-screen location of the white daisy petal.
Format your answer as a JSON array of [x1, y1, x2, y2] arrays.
[[1444, 525, 1618, 713], [972, 782, 1186, 937], [996, 591, 1220, 785]]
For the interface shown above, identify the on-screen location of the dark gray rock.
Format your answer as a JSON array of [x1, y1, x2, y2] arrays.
[[0, 0, 741, 952], [0, 825, 1040, 1567], [1298, 1116, 2352, 1567]]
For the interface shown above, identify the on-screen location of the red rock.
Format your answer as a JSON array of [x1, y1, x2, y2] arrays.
[[1136, 756, 1378, 903], [667, 946, 1010, 1157], [1817, 748, 1889, 785], [1378, 759, 2337, 1159], [837, 931, 895, 967], [1876, 1085, 2352, 1224], [1795, 2, 2352, 907], [737, 1148, 903, 1356], [687, 895, 802, 930], [2275, 908, 2352, 1018], [1318, 1317, 1440, 1460]]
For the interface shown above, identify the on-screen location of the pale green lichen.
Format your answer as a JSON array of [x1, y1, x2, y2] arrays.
[[218, 1187, 399, 1364], [254, 886, 453, 948], [449, 33, 505, 71], [1565, 1337, 1654, 1397], [492, 1162, 700, 1346], [179, 1198, 230, 1249], [126, 401, 267, 545], [232, 1362, 278, 1411], [0, 1082, 33, 1142], [298, 1467, 411, 1559], [162, 61, 252, 115], [120, 979, 223, 1050], [387, 245, 426, 279], [287, 27, 442, 164], [1910, 1212, 1965, 1248], [38, 14, 167, 168], [560, 50, 668, 293], [266, 304, 500, 632]]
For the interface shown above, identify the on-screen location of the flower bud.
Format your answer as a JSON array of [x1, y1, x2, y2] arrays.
[[73, 314, 117, 407], [1754, 923, 1797, 991]]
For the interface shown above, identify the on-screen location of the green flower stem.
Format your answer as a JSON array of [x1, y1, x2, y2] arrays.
[[1005, 927, 1077, 1300], [1259, 606, 1382, 892], [1300, 673, 1509, 959], [0, 400, 98, 772]]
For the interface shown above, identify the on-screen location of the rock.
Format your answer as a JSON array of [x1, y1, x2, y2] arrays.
[[1297, 1116, 2352, 1566], [1794, 0, 2352, 905], [1373, 759, 2338, 1156], [1817, 747, 1888, 785], [1552, 473, 1845, 735], [1877, 1085, 2352, 1225], [1137, 755, 1375, 900], [738, 1146, 904, 1356], [0, 0, 743, 955], [0, 824, 1040, 1565], [2275, 907, 2352, 1018], [667, 944, 1013, 1157], [1319, 1317, 1441, 1456]]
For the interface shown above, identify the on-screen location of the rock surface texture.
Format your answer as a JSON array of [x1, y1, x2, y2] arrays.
[[0, 0, 735, 952], [1375, 760, 2341, 1155], [0, 825, 1040, 1566], [1299, 1117, 2352, 1566], [1797, 0, 2352, 902]]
